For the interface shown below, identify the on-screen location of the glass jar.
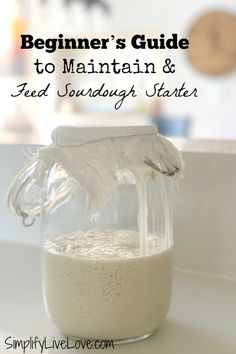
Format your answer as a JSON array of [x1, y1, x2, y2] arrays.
[[7, 125, 183, 343]]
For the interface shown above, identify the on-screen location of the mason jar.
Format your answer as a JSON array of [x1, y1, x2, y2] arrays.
[[7, 125, 182, 343]]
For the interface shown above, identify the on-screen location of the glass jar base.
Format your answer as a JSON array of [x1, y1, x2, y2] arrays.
[[63, 331, 155, 346], [113, 331, 154, 344]]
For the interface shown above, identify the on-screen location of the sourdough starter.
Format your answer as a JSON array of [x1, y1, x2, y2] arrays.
[[43, 230, 172, 339]]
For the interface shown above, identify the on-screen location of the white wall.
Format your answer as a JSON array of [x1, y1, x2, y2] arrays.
[[173, 151, 236, 279]]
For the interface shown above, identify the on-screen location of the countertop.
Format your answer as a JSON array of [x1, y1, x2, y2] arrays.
[[0, 241, 235, 354]]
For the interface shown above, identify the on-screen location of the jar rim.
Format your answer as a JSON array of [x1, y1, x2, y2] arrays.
[[51, 125, 157, 146]]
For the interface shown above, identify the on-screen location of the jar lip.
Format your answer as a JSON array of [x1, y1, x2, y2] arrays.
[[51, 125, 157, 145]]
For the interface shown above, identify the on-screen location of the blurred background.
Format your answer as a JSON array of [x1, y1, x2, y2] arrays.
[[0, 0, 236, 144]]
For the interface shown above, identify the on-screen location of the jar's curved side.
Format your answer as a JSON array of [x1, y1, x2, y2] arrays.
[[159, 174, 173, 248], [7, 151, 75, 227], [6, 157, 40, 226]]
